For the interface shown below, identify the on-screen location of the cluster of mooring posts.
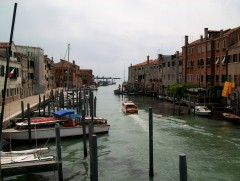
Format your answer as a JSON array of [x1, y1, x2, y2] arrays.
[[2, 90, 188, 180], [2, 87, 100, 181]]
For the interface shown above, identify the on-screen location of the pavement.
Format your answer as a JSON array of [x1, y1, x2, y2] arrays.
[[1, 91, 51, 128]]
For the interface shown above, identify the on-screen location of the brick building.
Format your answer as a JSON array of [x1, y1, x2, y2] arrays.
[[128, 52, 182, 95], [54, 59, 81, 88], [182, 27, 240, 88], [79, 69, 94, 85]]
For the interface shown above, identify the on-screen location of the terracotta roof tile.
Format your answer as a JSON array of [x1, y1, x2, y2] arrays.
[[132, 59, 158, 67], [0, 42, 10, 48]]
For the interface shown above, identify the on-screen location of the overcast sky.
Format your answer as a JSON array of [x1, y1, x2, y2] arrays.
[[1, 0, 240, 79]]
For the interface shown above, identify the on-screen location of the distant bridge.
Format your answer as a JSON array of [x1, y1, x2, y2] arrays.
[[94, 76, 121, 80]]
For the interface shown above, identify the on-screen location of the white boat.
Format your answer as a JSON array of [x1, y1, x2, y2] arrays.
[[2, 109, 110, 141], [1, 147, 50, 157], [2, 119, 110, 141], [1, 154, 54, 164], [122, 101, 138, 114], [0, 147, 53, 165], [192, 106, 211, 116]]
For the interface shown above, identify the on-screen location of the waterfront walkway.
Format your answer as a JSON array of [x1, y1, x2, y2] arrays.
[[1, 91, 51, 127]]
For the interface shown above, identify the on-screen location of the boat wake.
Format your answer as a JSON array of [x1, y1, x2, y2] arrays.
[[129, 114, 148, 133]]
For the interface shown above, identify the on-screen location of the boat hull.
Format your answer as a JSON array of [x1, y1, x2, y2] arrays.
[[191, 106, 211, 116], [2, 125, 110, 141]]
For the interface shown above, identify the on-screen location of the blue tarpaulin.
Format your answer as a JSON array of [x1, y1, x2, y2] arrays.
[[52, 109, 75, 116]]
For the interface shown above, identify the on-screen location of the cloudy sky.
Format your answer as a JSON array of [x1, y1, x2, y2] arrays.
[[1, 0, 240, 79]]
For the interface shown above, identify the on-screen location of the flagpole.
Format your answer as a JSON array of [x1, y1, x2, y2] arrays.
[[0, 3, 17, 180]]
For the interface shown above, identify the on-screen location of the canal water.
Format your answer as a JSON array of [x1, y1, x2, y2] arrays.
[[6, 81, 240, 181]]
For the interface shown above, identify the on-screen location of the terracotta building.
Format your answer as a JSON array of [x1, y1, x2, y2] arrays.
[[182, 26, 240, 87], [79, 69, 94, 85], [128, 52, 182, 95], [54, 59, 81, 88]]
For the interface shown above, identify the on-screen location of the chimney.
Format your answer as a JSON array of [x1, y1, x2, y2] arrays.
[[158, 54, 162, 60], [204, 28, 208, 40], [73, 60, 75, 65], [185, 36, 188, 46], [220, 29, 223, 37], [176, 51, 179, 59], [147, 55, 150, 64], [200, 35, 203, 42]]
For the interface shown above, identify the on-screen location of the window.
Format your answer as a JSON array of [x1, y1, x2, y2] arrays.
[[172, 62, 175, 66], [234, 75, 237, 83], [206, 75, 211, 82], [216, 75, 219, 82], [198, 46, 202, 53], [207, 57, 211, 65], [222, 56, 226, 64], [228, 55, 232, 63], [196, 74, 199, 83], [191, 47, 194, 54], [198, 59, 204, 66], [0, 65, 4, 76], [179, 60, 182, 66], [217, 41, 220, 49], [202, 45, 205, 52], [207, 43, 211, 51], [222, 75, 226, 83], [233, 54, 237, 62], [223, 40, 226, 48], [215, 57, 220, 65], [228, 75, 232, 82]]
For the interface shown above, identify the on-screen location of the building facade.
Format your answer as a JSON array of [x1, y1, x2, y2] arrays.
[[128, 52, 182, 95], [16, 45, 46, 94], [0, 42, 22, 104], [54, 59, 81, 88], [182, 27, 240, 88], [79, 69, 94, 85]]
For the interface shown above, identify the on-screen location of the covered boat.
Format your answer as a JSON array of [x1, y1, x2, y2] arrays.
[[2, 109, 110, 141]]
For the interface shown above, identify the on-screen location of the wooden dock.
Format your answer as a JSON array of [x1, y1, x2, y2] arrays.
[[2, 160, 59, 177]]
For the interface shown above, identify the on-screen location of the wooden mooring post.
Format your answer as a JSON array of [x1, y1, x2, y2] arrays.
[[179, 153, 188, 181], [82, 109, 87, 157], [21, 101, 24, 121], [38, 94, 41, 117], [27, 103, 32, 146], [149, 107, 154, 177], [91, 134, 98, 181], [55, 124, 63, 181]]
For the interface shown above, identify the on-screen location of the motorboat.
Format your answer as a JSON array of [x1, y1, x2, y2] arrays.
[[192, 106, 211, 116], [0, 147, 53, 165], [2, 109, 110, 141], [222, 112, 240, 123], [122, 101, 138, 114]]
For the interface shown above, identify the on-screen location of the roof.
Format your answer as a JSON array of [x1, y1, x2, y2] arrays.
[[132, 59, 158, 67], [0, 43, 10, 48], [54, 59, 78, 68]]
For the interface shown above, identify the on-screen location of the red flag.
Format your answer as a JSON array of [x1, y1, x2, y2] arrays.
[[8, 68, 15, 78]]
